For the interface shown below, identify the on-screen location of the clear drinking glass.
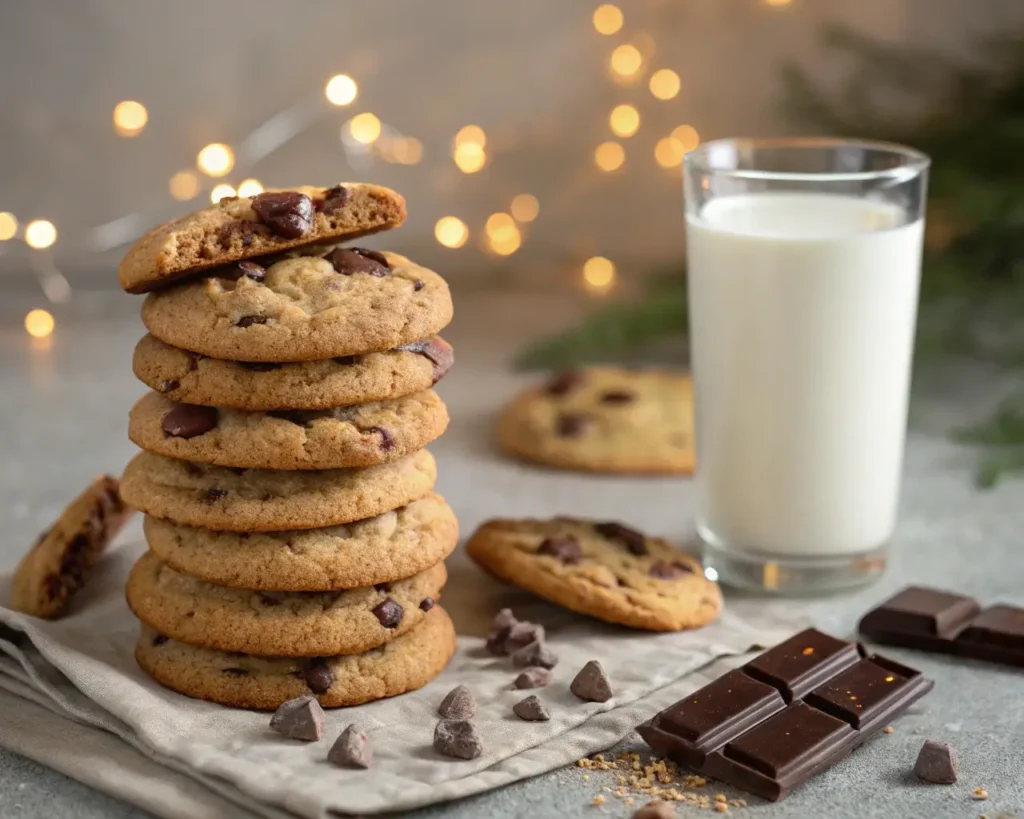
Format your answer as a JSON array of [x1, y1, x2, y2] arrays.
[[684, 138, 930, 594]]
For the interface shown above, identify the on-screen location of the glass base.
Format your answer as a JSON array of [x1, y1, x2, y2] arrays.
[[700, 535, 887, 596]]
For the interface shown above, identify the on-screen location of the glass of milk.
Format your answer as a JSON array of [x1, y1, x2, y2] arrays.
[[685, 138, 929, 594]]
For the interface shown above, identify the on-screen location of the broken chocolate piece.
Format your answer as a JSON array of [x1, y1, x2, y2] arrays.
[[433, 719, 483, 760], [570, 660, 613, 702], [513, 695, 551, 721], [512, 640, 558, 670], [328, 724, 372, 768], [514, 667, 553, 689], [437, 685, 477, 720], [504, 622, 546, 655], [269, 695, 324, 741], [251, 191, 314, 238], [914, 739, 957, 784]]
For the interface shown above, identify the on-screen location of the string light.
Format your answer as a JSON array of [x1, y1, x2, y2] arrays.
[[197, 143, 235, 177], [390, 137, 423, 165], [113, 101, 148, 137], [610, 44, 643, 78], [454, 125, 487, 149], [324, 74, 358, 106], [168, 171, 200, 201], [25, 220, 57, 249], [24, 309, 55, 339], [672, 124, 700, 152], [510, 194, 540, 223], [435, 216, 469, 248], [594, 141, 625, 171], [210, 184, 236, 204], [454, 142, 486, 173], [349, 113, 382, 144], [592, 4, 623, 35], [583, 256, 616, 291], [649, 69, 680, 100], [0, 212, 17, 241], [488, 217, 522, 256], [655, 137, 685, 168], [237, 178, 264, 197], [609, 104, 640, 138]]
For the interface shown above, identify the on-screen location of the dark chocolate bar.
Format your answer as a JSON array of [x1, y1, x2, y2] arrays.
[[858, 586, 1024, 668], [638, 628, 932, 801]]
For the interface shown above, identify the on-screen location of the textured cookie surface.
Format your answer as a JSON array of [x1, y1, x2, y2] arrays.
[[136, 606, 457, 709], [10, 476, 134, 619], [465, 517, 721, 631], [141, 251, 453, 362], [126, 551, 446, 657], [129, 389, 448, 470], [132, 333, 454, 410], [120, 450, 436, 531], [119, 183, 406, 293], [497, 367, 694, 475], [143, 493, 458, 590]]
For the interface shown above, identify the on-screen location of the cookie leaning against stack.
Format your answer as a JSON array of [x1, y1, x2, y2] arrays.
[[117, 184, 458, 709]]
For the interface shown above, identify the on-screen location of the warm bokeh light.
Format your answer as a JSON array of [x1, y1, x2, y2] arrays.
[[197, 143, 235, 177], [113, 100, 148, 137], [672, 124, 701, 152], [510, 194, 540, 223], [0, 212, 17, 241], [24, 220, 56, 249], [349, 113, 382, 144], [435, 216, 469, 248], [592, 4, 623, 35], [610, 44, 642, 78], [609, 104, 640, 138], [454, 142, 487, 173], [168, 171, 200, 201], [393, 137, 423, 165], [24, 309, 55, 339], [764, 0, 793, 6], [655, 137, 685, 168], [210, 184, 237, 204], [325, 74, 358, 106], [489, 223, 522, 256], [594, 141, 625, 171], [583, 256, 616, 291], [237, 178, 264, 197], [454, 125, 487, 149], [649, 69, 681, 100]]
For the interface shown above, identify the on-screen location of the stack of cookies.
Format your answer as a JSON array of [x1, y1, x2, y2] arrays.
[[116, 184, 458, 709]]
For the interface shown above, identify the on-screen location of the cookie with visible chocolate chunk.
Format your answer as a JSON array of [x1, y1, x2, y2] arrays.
[[128, 389, 448, 470], [141, 251, 452, 362], [135, 605, 456, 709], [10, 476, 134, 619], [118, 183, 406, 293], [126, 550, 446, 656], [497, 367, 694, 475], [132, 333, 454, 410], [465, 517, 720, 631]]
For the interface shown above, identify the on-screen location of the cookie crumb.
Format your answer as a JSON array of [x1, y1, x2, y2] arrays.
[[884, 725, 895, 734], [592, 795, 606, 806], [972, 787, 989, 801], [714, 803, 729, 813]]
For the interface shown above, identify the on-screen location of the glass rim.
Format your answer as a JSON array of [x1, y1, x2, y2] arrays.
[[684, 137, 930, 183]]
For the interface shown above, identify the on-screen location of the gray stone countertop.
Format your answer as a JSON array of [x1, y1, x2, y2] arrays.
[[0, 290, 1022, 819]]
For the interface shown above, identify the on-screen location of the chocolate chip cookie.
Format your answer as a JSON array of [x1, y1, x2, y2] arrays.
[[465, 517, 721, 631], [141, 251, 453, 362], [143, 492, 458, 590], [132, 333, 454, 410], [119, 450, 436, 531], [128, 389, 448, 470], [126, 551, 446, 656], [497, 367, 694, 475], [10, 476, 134, 619], [119, 184, 406, 293], [135, 605, 457, 709]]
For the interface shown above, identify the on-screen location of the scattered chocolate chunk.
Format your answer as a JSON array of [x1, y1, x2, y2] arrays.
[[199, 488, 228, 503], [251, 191, 314, 239], [570, 660, 613, 702], [413, 279, 424, 291], [600, 390, 636, 405], [301, 659, 334, 695], [152, 634, 168, 647], [222, 667, 249, 677], [270, 695, 324, 742], [333, 355, 359, 366], [320, 184, 349, 213], [162, 404, 218, 439], [419, 597, 435, 612], [594, 521, 648, 556], [158, 379, 180, 394], [350, 247, 390, 268], [514, 667, 553, 689], [394, 338, 454, 383], [219, 260, 266, 282], [537, 534, 582, 564], [323, 248, 391, 277], [438, 685, 477, 720], [492, 608, 518, 632], [372, 598, 403, 628], [235, 315, 269, 328], [237, 361, 284, 372], [513, 695, 551, 722], [649, 560, 694, 579], [433, 719, 483, 760], [366, 426, 395, 451], [328, 724, 372, 768], [914, 739, 958, 784], [504, 622, 546, 655], [556, 413, 590, 438], [545, 371, 583, 396], [512, 640, 558, 670], [633, 800, 677, 819], [486, 608, 519, 655]]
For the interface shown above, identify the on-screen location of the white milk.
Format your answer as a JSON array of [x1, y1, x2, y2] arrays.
[[687, 193, 924, 556]]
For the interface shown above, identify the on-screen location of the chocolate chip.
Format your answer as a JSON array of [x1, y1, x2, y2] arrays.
[[513, 695, 551, 722], [599, 390, 635, 405], [200, 488, 228, 503], [328, 724, 372, 768], [222, 667, 249, 677], [413, 279, 424, 291], [437, 685, 476, 720], [537, 535, 582, 564], [512, 640, 558, 670], [556, 413, 590, 438], [301, 659, 334, 694], [152, 634, 168, 646], [545, 371, 583, 396], [394, 338, 455, 384], [162, 404, 218, 439], [372, 598, 403, 628], [914, 739, 958, 784], [320, 184, 349, 213], [514, 667, 553, 689], [594, 521, 648, 556], [485, 608, 519, 656], [333, 355, 359, 366], [258, 593, 282, 607], [504, 622, 545, 655], [270, 695, 324, 742], [219, 260, 266, 282], [159, 379, 180, 393], [570, 660, 613, 702], [350, 247, 391, 268], [323, 248, 391, 277], [250, 191, 314, 239], [649, 560, 694, 579], [366, 426, 395, 451], [235, 315, 268, 328], [433, 720, 483, 760], [419, 597, 435, 612]]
